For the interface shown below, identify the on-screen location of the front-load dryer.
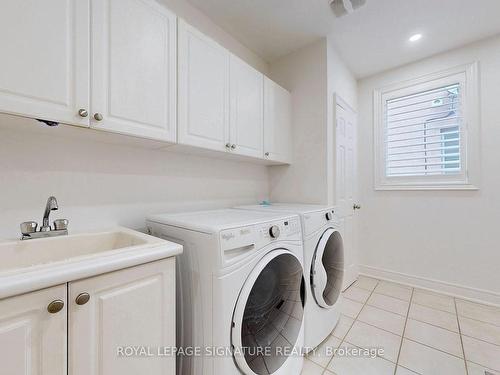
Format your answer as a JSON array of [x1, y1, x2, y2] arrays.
[[147, 209, 305, 375], [235, 203, 344, 351]]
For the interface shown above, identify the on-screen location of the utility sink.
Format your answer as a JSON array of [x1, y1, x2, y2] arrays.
[[0, 227, 182, 299]]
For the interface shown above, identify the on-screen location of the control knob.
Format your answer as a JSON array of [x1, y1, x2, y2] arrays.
[[269, 225, 280, 239], [325, 211, 333, 221]]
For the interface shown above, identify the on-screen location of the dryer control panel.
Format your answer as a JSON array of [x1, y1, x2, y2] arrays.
[[302, 207, 339, 237]]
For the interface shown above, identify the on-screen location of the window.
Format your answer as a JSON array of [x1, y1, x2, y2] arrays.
[[374, 63, 479, 190]]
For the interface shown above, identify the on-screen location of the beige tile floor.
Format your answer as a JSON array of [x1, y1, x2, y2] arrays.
[[303, 276, 500, 375]]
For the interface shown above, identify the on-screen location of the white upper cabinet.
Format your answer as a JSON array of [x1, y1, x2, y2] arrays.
[[0, 285, 67, 375], [264, 77, 292, 163], [229, 55, 264, 158], [178, 19, 230, 152], [0, 0, 89, 126], [90, 0, 177, 141]]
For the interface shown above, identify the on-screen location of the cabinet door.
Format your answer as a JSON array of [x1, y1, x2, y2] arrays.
[[0, 285, 67, 375], [0, 0, 89, 126], [229, 55, 264, 158], [69, 258, 176, 375], [264, 77, 292, 163], [91, 0, 177, 142], [178, 19, 230, 152]]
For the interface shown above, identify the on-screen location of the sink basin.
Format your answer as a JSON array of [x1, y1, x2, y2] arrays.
[[0, 230, 148, 273], [0, 227, 182, 299]]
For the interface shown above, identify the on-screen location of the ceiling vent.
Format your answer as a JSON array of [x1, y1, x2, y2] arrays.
[[329, 0, 366, 17]]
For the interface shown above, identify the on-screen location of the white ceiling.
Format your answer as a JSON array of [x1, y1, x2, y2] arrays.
[[185, 0, 500, 78]]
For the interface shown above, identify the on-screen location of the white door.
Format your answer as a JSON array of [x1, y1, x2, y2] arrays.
[[264, 78, 292, 163], [229, 55, 264, 158], [69, 258, 175, 375], [91, 0, 177, 141], [0, 285, 67, 375], [335, 96, 359, 290], [178, 20, 230, 152], [0, 0, 89, 126]]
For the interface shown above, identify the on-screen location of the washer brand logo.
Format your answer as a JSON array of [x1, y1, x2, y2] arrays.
[[221, 232, 235, 241]]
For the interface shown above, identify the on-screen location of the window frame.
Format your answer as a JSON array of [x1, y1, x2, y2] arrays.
[[373, 62, 480, 190]]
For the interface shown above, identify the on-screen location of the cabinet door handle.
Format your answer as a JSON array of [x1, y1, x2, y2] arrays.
[[75, 292, 91, 305], [78, 108, 88, 118], [93, 113, 103, 121], [47, 300, 65, 314]]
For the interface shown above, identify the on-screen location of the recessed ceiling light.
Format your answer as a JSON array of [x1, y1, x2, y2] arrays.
[[409, 33, 422, 42]]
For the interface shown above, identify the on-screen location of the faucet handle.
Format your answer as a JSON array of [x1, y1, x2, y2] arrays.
[[53, 219, 69, 231], [21, 221, 38, 235]]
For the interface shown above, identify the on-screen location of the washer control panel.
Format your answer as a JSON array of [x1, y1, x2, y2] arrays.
[[260, 217, 300, 241], [219, 216, 301, 264]]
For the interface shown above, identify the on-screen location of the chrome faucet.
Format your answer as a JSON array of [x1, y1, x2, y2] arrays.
[[20, 196, 69, 240], [41, 196, 58, 232]]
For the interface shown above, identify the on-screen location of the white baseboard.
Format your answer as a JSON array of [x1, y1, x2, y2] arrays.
[[358, 264, 500, 307]]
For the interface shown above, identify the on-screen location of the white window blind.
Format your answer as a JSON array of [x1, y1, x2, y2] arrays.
[[385, 83, 462, 177]]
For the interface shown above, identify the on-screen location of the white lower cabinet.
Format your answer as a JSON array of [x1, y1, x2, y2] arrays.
[[0, 284, 67, 375], [69, 258, 175, 375], [0, 258, 175, 375]]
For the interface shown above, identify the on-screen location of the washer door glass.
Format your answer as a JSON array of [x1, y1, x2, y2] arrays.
[[311, 229, 344, 308], [232, 250, 304, 375]]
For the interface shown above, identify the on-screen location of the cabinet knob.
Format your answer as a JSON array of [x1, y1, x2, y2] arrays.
[[353, 204, 361, 210], [47, 300, 65, 314], [75, 292, 90, 305], [264, 152, 270, 157], [225, 143, 231, 150], [93, 113, 103, 121], [78, 108, 88, 118], [231, 144, 236, 150]]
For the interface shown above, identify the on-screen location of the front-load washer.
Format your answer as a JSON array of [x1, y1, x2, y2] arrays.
[[234, 204, 344, 351], [146, 209, 305, 375]]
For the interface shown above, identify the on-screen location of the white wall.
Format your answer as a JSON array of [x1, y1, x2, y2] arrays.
[[267, 38, 358, 205], [267, 39, 329, 204], [0, 0, 271, 241], [0, 116, 269, 240], [357, 35, 500, 304]]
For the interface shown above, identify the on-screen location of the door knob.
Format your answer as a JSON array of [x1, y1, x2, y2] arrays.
[[47, 300, 65, 314], [353, 204, 361, 210], [78, 108, 88, 118], [75, 292, 90, 305], [93, 113, 103, 121]]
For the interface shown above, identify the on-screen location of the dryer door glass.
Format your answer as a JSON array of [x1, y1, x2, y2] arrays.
[[311, 229, 344, 308], [232, 250, 304, 375]]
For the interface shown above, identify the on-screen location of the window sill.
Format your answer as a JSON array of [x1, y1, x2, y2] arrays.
[[374, 183, 479, 191]]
